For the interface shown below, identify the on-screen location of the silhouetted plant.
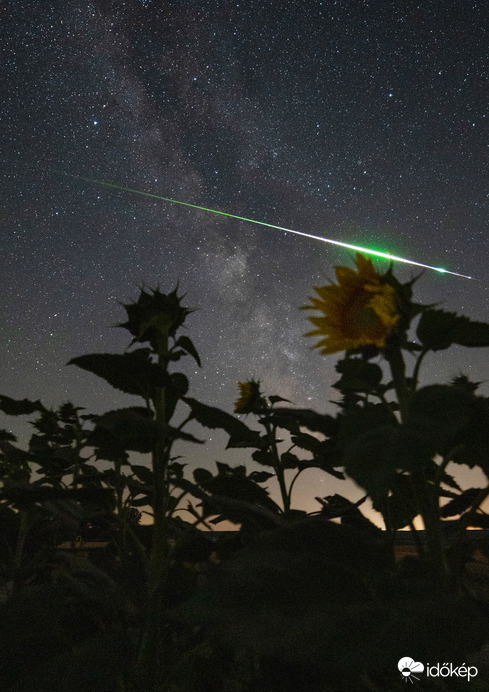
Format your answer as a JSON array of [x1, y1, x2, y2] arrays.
[[2, 261, 489, 690], [301, 254, 489, 586], [172, 255, 489, 690]]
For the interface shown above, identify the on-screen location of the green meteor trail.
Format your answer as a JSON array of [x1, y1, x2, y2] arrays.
[[74, 174, 473, 280]]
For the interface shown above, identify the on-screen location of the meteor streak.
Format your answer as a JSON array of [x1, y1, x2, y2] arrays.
[[72, 174, 473, 279]]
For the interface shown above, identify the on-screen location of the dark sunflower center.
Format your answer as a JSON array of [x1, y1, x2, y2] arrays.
[[342, 288, 384, 339]]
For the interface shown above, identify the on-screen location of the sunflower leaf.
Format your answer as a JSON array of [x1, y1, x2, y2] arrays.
[[0, 395, 45, 416], [334, 357, 383, 392], [68, 350, 164, 398], [417, 309, 489, 350], [183, 397, 264, 449], [173, 335, 201, 367]]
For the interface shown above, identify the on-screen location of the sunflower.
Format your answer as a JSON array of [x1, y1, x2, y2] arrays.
[[234, 380, 263, 414], [302, 254, 400, 354]]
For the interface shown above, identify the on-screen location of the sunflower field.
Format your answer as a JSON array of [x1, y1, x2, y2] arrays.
[[2, 256, 489, 690]]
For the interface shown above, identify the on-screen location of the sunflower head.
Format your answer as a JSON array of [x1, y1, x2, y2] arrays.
[[234, 379, 264, 414], [302, 253, 400, 355], [119, 286, 192, 351]]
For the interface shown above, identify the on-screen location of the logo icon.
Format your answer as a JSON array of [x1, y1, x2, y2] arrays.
[[398, 657, 424, 683]]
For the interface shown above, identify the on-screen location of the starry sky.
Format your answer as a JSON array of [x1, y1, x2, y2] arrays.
[[2, 0, 489, 518]]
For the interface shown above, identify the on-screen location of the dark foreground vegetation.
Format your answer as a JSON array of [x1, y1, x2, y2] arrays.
[[2, 256, 489, 690]]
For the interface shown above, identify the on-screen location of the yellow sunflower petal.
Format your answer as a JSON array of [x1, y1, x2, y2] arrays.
[[234, 380, 263, 414], [335, 265, 359, 284], [303, 253, 400, 354]]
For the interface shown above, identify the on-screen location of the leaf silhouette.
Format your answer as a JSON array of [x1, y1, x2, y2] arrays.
[[69, 349, 164, 398], [417, 309, 489, 350]]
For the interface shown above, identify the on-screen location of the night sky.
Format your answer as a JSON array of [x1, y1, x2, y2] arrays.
[[2, 0, 489, 518]]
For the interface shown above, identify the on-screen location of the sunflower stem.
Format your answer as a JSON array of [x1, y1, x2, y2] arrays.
[[385, 340, 410, 422], [386, 340, 449, 588], [137, 333, 172, 684], [264, 419, 290, 513]]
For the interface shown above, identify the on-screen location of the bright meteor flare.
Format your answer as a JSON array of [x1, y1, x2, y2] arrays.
[[73, 174, 473, 279]]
